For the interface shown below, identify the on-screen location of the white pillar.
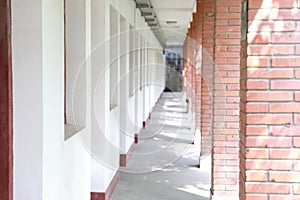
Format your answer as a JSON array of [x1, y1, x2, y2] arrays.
[[12, 0, 65, 199]]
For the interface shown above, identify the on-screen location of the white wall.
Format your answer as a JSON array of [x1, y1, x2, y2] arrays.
[[91, 0, 166, 193], [91, 0, 107, 192], [13, 0, 91, 199], [42, 0, 65, 199], [13, 0, 166, 198], [119, 15, 130, 154], [12, 0, 44, 198], [63, 0, 92, 199], [65, 0, 87, 127]]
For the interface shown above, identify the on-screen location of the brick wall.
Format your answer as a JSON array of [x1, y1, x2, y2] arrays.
[[195, 3, 202, 132], [182, 39, 186, 93], [185, 26, 193, 101], [183, 29, 188, 99], [213, 0, 242, 197], [201, 0, 215, 160], [192, 16, 197, 114], [245, 0, 300, 199], [184, 0, 300, 199]]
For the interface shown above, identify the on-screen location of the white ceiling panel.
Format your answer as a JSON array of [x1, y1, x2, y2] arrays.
[[151, 0, 195, 9], [149, 0, 196, 47], [155, 10, 192, 22]]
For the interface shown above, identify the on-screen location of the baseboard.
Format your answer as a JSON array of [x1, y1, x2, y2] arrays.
[[120, 142, 135, 167], [138, 91, 164, 143], [134, 126, 145, 143], [91, 171, 120, 200], [134, 133, 139, 144], [143, 113, 152, 129], [91, 193, 105, 200]]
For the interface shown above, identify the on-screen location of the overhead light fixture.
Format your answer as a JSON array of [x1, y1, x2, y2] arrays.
[[166, 21, 178, 24], [145, 18, 155, 22], [136, 3, 149, 8], [134, 0, 166, 47], [141, 12, 152, 16], [148, 23, 158, 27]]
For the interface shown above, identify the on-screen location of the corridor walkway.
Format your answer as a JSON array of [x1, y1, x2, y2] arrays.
[[111, 92, 211, 200]]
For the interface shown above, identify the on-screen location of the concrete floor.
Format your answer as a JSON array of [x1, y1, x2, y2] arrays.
[[111, 92, 211, 200]]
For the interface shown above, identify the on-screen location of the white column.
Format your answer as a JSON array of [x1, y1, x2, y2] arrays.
[[12, 0, 65, 199]]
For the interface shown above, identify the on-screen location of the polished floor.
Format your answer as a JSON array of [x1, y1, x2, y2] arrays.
[[111, 92, 211, 200]]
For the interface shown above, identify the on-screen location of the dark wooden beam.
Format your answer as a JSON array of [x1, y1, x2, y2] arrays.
[[0, 0, 13, 199]]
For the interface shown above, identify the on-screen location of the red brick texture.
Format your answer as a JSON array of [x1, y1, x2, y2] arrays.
[[191, 15, 196, 114], [195, 1, 202, 132], [213, 0, 242, 197], [183, 26, 194, 103], [245, 0, 300, 199], [182, 0, 214, 159], [201, 0, 215, 159], [183, 0, 300, 199], [0, 0, 13, 199], [183, 0, 242, 197]]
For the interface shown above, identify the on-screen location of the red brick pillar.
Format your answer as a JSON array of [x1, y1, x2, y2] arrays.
[[182, 39, 187, 94], [245, 0, 300, 199], [190, 19, 196, 114], [186, 27, 192, 100], [195, 1, 203, 132], [0, 0, 13, 199], [201, 0, 216, 158], [212, 0, 242, 198]]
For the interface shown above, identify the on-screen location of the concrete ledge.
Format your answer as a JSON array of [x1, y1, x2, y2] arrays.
[[120, 142, 135, 167], [91, 171, 120, 200]]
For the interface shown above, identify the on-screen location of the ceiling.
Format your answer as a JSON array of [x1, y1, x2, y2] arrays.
[[135, 0, 196, 47]]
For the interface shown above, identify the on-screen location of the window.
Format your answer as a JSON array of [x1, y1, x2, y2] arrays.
[[64, 0, 86, 140]]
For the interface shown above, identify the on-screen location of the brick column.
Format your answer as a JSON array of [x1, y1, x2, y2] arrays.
[[245, 0, 300, 199], [195, 1, 203, 132], [190, 19, 196, 114], [201, 0, 216, 158], [182, 39, 187, 94], [0, 0, 13, 199], [186, 27, 192, 100], [212, 0, 242, 198]]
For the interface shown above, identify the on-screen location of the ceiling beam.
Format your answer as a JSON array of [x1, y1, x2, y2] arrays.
[[154, 8, 194, 12], [136, 3, 149, 8], [141, 11, 153, 16], [145, 18, 155, 22]]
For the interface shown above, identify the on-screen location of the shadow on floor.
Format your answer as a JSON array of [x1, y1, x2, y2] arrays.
[[111, 92, 211, 200]]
